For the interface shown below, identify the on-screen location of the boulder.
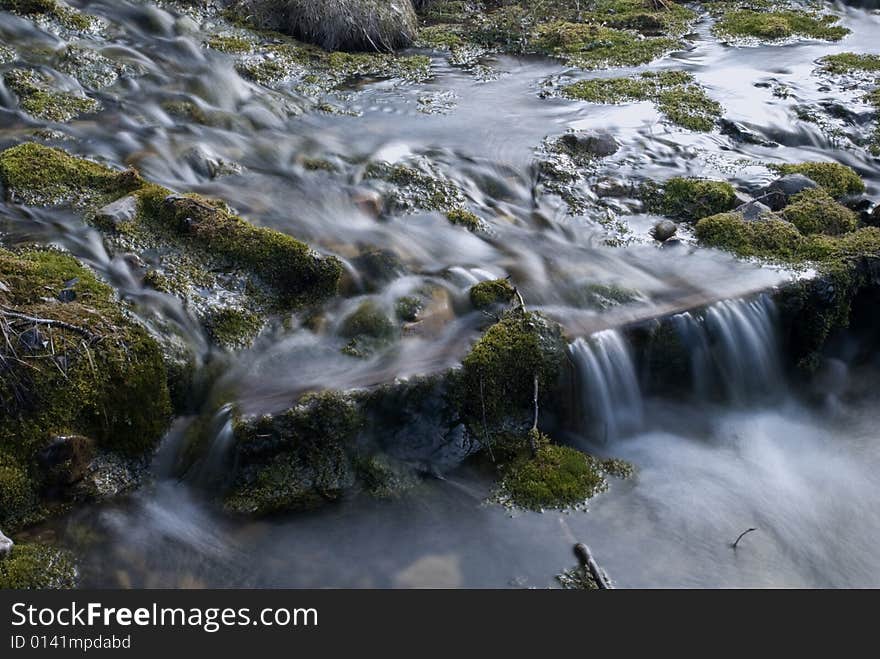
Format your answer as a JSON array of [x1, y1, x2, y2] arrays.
[[556, 131, 620, 160], [230, 0, 419, 52], [735, 200, 773, 222], [650, 219, 677, 242], [758, 174, 818, 211], [38, 435, 96, 489]]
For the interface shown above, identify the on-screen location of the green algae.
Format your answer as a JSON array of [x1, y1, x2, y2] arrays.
[[645, 177, 738, 222], [0, 0, 93, 31], [203, 307, 264, 349], [339, 300, 396, 357], [3, 68, 100, 123], [563, 71, 722, 132], [0, 542, 77, 589], [469, 278, 515, 309], [769, 162, 865, 198]]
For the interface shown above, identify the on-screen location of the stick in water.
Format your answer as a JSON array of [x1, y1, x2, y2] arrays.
[[732, 527, 757, 550]]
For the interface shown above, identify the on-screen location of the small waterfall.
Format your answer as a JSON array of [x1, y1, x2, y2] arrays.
[[671, 295, 783, 404], [570, 330, 644, 442], [188, 404, 236, 488]]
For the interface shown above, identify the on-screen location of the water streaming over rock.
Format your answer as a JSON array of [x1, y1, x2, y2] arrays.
[[670, 295, 784, 404], [570, 330, 644, 443]]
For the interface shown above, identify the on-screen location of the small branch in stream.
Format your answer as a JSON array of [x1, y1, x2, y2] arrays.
[[574, 543, 613, 590], [732, 527, 757, 550]]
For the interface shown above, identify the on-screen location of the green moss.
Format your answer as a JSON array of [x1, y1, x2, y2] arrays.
[[0, 248, 173, 464], [423, 0, 696, 69], [578, 283, 641, 310], [0, 454, 39, 528], [0, 0, 93, 30], [769, 162, 865, 198], [206, 35, 254, 54], [226, 392, 363, 515], [469, 278, 515, 309], [365, 162, 464, 212], [135, 189, 342, 307], [353, 455, 416, 499], [695, 213, 880, 264], [203, 307, 264, 349], [820, 52, 880, 75], [445, 208, 482, 231], [498, 436, 606, 511], [564, 71, 722, 132], [0, 543, 77, 589], [713, 9, 849, 42], [645, 177, 738, 222], [530, 21, 679, 69], [460, 311, 566, 439], [781, 188, 858, 236], [0, 143, 141, 206], [3, 68, 99, 123]]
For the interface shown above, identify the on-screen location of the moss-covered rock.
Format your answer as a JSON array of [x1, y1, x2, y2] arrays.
[[3, 68, 100, 123], [781, 188, 858, 236], [564, 71, 722, 132], [497, 434, 606, 511], [0, 542, 77, 589], [339, 300, 396, 357], [0, 144, 342, 334], [712, 8, 849, 43], [445, 208, 483, 231], [645, 177, 738, 222], [819, 52, 880, 75], [0, 0, 94, 31], [0, 247, 172, 529], [469, 278, 515, 310], [416, 0, 695, 69], [459, 310, 566, 442], [768, 162, 865, 199], [225, 391, 364, 515]]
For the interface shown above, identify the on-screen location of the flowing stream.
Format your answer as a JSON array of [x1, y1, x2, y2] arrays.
[[3, 1, 880, 587]]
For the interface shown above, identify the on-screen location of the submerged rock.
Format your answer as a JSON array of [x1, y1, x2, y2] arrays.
[[556, 131, 619, 160], [230, 0, 419, 52]]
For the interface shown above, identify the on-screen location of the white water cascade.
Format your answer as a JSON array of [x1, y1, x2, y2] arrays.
[[570, 330, 644, 443]]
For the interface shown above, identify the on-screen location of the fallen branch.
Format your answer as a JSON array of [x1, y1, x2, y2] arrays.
[[574, 542, 613, 590], [732, 527, 757, 550], [0, 306, 96, 340]]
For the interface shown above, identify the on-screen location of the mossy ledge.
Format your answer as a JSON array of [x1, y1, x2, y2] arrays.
[[643, 177, 738, 222], [711, 6, 849, 43], [210, 308, 627, 515], [0, 143, 343, 310], [0, 246, 172, 531]]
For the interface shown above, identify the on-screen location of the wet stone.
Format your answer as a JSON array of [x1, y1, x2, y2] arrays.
[[736, 200, 773, 222], [95, 195, 138, 230], [759, 174, 818, 211], [651, 219, 677, 242]]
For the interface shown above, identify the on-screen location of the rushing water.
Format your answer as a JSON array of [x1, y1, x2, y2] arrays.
[[3, 1, 880, 587]]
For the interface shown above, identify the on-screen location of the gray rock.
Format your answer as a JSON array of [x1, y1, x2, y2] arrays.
[[557, 131, 620, 160], [758, 174, 818, 211], [651, 219, 677, 242], [230, 0, 419, 52], [95, 195, 137, 229], [0, 529, 12, 558], [870, 204, 880, 228], [735, 200, 773, 222]]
